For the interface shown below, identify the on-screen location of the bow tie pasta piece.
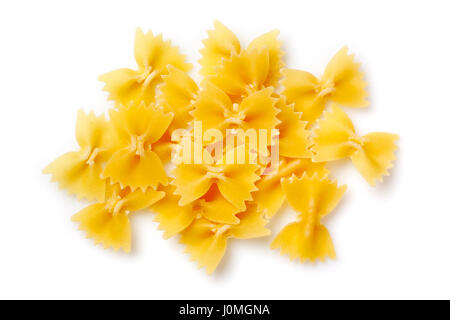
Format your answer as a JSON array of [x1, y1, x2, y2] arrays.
[[72, 183, 165, 252], [247, 30, 285, 88], [254, 157, 329, 218], [192, 83, 280, 148], [351, 132, 399, 186], [158, 65, 199, 133], [271, 174, 346, 262], [275, 97, 312, 159], [43, 110, 114, 201], [172, 144, 260, 211], [200, 21, 284, 96], [99, 28, 191, 107], [282, 46, 368, 125], [209, 48, 275, 102], [180, 203, 270, 274], [312, 105, 399, 186], [103, 103, 173, 190], [152, 183, 240, 239], [199, 20, 241, 77]]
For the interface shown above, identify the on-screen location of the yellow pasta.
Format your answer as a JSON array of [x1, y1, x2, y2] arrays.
[[43, 110, 113, 201], [199, 20, 241, 77], [99, 28, 191, 107], [247, 30, 284, 88], [45, 24, 399, 274], [158, 65, 198, 133], [271, 174, 346, 262], [172, 144, 260, 211], [103, 103, 173, 190], [282, 46, 368, 125], [149, 131, 174, 164], [275, 96, 312, 159], [72, 182, 164, 252], [152, 183, 240, 239], [209, 48, 274, 102], [200, 21, 284, 101], [253, 157, 329, 218], [312, 105, 399, 186], [180, 203, 270, 274], [192, 82, 279, 148]]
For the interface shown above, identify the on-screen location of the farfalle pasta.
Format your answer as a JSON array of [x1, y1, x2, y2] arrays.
[[275, 96, 312, 159], [73, 182, 164, 252], [44, 21, 399, 274], [191, 83, 280, 150], [43, 110, 113, 201], [200, 21, 284, 102], [180, 203, 270, 274], [271, 174, 346, 262], [311, 104, 399, 186], [253, 158, 329, 218], [199, 21, 241, 77], [99, 28, 191, 107], [158, 65, 199, 133], [282, 46, 368, 125], [103, 103, 173, 190], [172, 144, 260, 211], [152, 182, 240, 240]]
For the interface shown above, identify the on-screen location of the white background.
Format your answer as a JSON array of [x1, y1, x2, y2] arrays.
[[0, 0, 449, 299]]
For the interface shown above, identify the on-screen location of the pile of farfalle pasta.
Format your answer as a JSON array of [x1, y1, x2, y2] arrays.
[[44, 21, 398, 274]]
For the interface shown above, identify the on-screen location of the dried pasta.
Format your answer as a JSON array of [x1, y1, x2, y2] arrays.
[[99, 28, 191, 107], [311, 105, 399, 186], [191, 83, 280, 149], [43, 110, 113, 201], [158, 65, 198, 133], [44, 22, 399, 274], [200, 20, 284, 102], [199, 21, 241, 77], [172, 144, 260, 211], [103, 103, 173, 190], [180, 203, 270, 274], [271, 174, 346, 262], [275, 96, 312, 159], [253, 158, 328, 218], [282, 46, 368, 125], [152, 183, 240, 240], [72, 182, 164, 252]]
